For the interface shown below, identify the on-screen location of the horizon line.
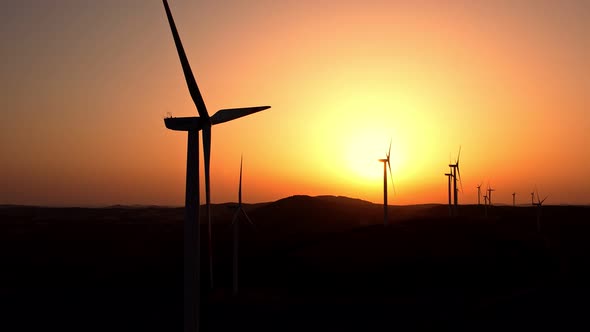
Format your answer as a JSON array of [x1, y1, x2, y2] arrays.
[[2, 194, 588, 209]]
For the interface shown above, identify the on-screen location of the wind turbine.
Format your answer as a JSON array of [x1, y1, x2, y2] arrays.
[[531, 192, 535, 206], [483, 194, 488, 217], [448, 146, 463, 215], [378, 139, 394, 226], [533, 188, 548, 233], [445, 172, 453, 216], [476, 182, 483, 205], [162, 0, 270, 290], [487, 183, 495, 206], [512, 192, 516, 206], [161, 0, 270, 329], [231, 155, 254, 296]]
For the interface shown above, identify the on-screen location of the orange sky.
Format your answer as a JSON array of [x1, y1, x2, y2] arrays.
[[1, 0, 589, 206]]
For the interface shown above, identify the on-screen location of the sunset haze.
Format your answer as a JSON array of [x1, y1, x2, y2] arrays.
[[1, 0, 589, 206]]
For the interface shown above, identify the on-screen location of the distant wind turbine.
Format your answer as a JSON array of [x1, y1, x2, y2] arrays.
[[533, 188, 549, 233], [487, 183, 495, 206], [448, 146, 463, 215], [512, 192, 516, 206], [231, 155, 254, 296], [445, 172, 453, 216], [161, 0, 270, 329], [483, 194, 488, 217], [477, 182, 483, 205], [378, 139, 395, 226]]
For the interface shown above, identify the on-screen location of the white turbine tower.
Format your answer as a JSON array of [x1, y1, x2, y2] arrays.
[[231, 155, 254, 296], [378, 140, 395, 226], [161, 0, 270, 330]]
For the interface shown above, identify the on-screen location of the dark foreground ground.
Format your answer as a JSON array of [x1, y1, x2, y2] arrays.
[[1, 196, 590, 331]]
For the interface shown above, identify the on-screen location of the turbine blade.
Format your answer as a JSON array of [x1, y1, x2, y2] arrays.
[[456, 145, 461, 163], [202, 125, 213, 287], [387, 139, 392, 159], [239, 155, 243, 205], [457, 165, 463, 192], [162, 0, 209, 119], [242, 209, 255, 227], [541, 195, 549, 204], [388, 161, 395, 195], [211, 106, 270, 125], [203, 126, 212, 209]]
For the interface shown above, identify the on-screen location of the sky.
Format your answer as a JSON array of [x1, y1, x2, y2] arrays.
[[1, 0, 589, 206]]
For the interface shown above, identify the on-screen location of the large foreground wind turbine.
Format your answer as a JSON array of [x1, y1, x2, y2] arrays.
[[231, 155, 254, 296], [162, 0, 269, 290], [161, 0, 270, 329], [378, 140, 395, 226]]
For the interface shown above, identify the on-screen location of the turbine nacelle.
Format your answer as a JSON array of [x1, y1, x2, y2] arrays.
[[164, 116, 203, 131]]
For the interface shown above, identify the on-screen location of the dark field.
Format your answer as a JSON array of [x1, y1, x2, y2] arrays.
[[1, 196, 590, 331]]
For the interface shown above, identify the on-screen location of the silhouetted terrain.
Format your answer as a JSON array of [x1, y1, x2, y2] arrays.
[[1, 197, 589, 331]]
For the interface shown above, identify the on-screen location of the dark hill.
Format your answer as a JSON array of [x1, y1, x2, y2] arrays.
[[1, 198, 590, 331]]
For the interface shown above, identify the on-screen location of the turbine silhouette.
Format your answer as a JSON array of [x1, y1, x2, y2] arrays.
[[444, 172, 453, 216], [533, 188, 549, 232], [231, 155, 254, 296], [378, 139, 395, 226], [476, 182, 483, 206], [162, 0, 270, 329], [163, 0, 269, 290], [487, 183, 495, 206], [448, 146, 462, 215], [512, 192, 516, 206]]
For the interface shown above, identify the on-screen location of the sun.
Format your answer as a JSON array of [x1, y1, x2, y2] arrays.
[[343, 132, 395, 183]]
